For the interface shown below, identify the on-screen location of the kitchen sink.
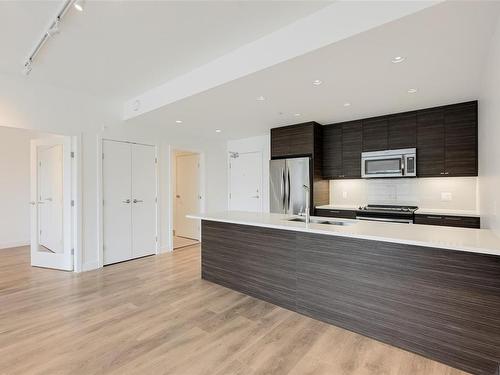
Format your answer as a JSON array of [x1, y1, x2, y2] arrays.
[[286, 217, 356, 226]]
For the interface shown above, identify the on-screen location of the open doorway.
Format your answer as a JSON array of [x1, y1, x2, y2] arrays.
[[173, 150, 201, 250], [0, 126, 78, 271]]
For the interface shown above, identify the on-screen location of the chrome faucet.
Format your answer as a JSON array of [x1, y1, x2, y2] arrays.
[[303, 184, 310, 225]]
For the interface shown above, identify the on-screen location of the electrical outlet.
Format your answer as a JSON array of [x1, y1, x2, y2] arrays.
[[441, 192, 452, 202], [342, 191, 348, 199]]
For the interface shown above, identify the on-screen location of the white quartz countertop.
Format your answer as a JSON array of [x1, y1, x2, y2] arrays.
[[188, 211, 500, 256], [415, 208, 481, 217]]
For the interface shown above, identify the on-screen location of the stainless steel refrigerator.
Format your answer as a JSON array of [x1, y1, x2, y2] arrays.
[[270, 157, 311, 215]]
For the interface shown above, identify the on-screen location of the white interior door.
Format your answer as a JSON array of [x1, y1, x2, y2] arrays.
[[229, 151, 263, 212], [30, 137, 73, 270], [102, 140, 132, 265], [131, 144, 157, 258], [175, 153, 200, 240]]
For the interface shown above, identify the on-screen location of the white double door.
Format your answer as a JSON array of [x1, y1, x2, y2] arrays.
[[103, 140, 157, 265]]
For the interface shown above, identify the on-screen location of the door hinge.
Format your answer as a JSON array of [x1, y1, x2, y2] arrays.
[[155, 157, 158, 164], [71, 248, 74, 255], [155, 197, 157, 203], [155, 236, 158, 243], [71, 200, 75, 207], [229, 193, 232, 199], [71, 151, 75, 158], [102, 153, 104, 160]]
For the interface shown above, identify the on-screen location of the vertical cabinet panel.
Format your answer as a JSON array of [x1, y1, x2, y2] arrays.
[[444, 103, 478, 176], [342, 121, 363, 178], [103, 141, 133, 265], [322, 125, 342, 178], [417, 109, 446, 177], [388, 112, 417, 149], [131, 144, 157, 258], [362, 117, 388, 152]]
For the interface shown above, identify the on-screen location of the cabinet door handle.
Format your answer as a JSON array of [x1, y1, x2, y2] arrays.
[[133, 199, 143, 203], [330, 210, 340, 214], [122, 199, 131, 204], [444, 172, 449, 175], [427, 216, 442, 219], [444, 217, 461, 221], [440, 172, 445, 175]]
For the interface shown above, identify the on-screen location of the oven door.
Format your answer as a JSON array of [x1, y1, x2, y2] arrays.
[[361, 155, 403, 178]]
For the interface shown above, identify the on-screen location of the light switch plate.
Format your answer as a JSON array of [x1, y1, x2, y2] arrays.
[[441, 192, 452, 202]]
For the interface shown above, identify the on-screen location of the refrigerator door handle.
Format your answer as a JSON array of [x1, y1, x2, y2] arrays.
[[287, 169, 291, 211], [281, 167, 286, 211]]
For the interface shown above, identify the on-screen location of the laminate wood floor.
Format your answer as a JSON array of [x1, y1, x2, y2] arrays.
[[0, 245, 470, 375]]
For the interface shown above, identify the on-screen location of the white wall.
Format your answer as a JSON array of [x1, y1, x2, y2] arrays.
[[0, 126, 45, 249], [227, 135, 270, 212], [0, 74, 228, 271], [329, 177, 478, 211], [479, 14, 500, 235]]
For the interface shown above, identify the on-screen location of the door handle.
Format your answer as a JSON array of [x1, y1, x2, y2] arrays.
[[29, 201, 36, 205], [122, 199, 131, 204], [37, 201, 45, 204], [45, 197, 53, 202], [133, 199, 143, 203], [287, 169, 291, 211], [281, 168, 285, 211]]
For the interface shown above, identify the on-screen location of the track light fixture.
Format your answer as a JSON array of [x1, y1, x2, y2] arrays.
[[23, 0, 83, 76]]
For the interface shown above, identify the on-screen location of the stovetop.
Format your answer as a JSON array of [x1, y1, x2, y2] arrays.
[[357, 204, 419, 214]]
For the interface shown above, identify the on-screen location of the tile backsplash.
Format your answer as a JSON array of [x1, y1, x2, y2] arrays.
[[329, 177, 478, 211]]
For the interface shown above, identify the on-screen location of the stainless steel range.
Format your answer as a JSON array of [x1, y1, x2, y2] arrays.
[[356, 204, 418, 224]]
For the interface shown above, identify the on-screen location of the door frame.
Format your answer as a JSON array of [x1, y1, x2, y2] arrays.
[[168, 146, 206, 251], [227, 150, 264, 212], [30, 134, 82, 272], [97, 138, 160, 269]]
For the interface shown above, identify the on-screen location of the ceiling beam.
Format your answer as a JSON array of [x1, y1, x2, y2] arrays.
[[123, 1, 441, 120]]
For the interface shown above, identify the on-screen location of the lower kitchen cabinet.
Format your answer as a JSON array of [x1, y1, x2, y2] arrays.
[[315, 208, 357, 219], [414, 214, 480, 228]]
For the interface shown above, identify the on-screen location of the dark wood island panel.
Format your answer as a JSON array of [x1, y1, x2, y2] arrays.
[[201, 220, 500, 375]]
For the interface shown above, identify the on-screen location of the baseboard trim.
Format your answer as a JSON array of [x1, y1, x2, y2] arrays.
[[0, 240, 30, 250]]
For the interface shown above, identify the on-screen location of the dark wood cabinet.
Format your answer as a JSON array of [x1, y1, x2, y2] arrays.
[[388, 112, 417, 149], [322, 121, 362, 179], [362, 117, 388, 152], [322, 125, 343, 178], [417, 102, 477, 177], [315, 208, 357, 219], [444, 102, 478, 176], [342, 121, 363, 178], [271, 122, 314, 158], [417, 108, 446, 177], [415, 214, 480, 229]]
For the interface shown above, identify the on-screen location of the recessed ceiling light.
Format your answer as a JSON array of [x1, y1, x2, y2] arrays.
[[74, 0, 85, 11], [392, 56, 406, 64], [256, 96, 265, 101], [294, 113, 301, 117], [175, 120, 183, 124], [343, 102, 351, 107], [407, 88, 418, 94], [312, 79, 323, 86], [215, 129, 222, 133]]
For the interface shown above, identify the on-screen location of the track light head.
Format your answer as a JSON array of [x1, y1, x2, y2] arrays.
[[23, 60, 33, 76], [74, 0, 85, 12]]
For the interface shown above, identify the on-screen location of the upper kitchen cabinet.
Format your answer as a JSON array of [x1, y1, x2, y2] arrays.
[[322, 121, 362, 179], [444, 102, 478, 176], [362, 117, 388, 152], [417, 108, 446, 177], [270, 122, 315, 158], [388, 112, 417, 149], [417, 101, 477, 177]]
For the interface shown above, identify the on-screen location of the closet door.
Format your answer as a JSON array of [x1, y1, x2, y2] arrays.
[[103, 140, 132, 265], [131, 144, 157, 258]]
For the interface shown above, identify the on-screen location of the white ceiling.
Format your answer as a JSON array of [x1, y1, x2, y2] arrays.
[[127, 1, 500, 140], [0, 0, 330, 99]]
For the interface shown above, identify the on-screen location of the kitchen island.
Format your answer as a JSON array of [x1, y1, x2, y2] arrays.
[[189, 212, 500, 375]]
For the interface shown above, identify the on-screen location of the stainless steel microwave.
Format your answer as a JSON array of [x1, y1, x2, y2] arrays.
[[361, 148, 416, 178]]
